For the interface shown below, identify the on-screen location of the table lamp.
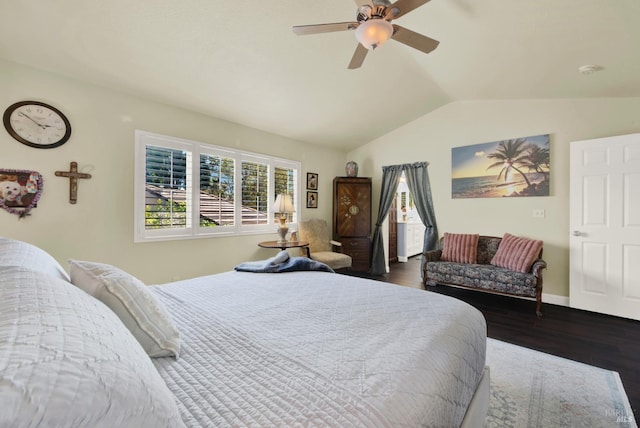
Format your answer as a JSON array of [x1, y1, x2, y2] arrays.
[[271, 194, 295, 244]]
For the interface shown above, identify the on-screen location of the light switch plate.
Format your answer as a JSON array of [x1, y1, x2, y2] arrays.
[[533, 209, 545, 218]]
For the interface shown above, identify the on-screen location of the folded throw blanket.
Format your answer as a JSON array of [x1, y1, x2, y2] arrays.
[[234, 251, 334, 273]]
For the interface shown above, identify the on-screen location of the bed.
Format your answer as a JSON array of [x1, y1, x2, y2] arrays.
[[0, 238, 489, 428]]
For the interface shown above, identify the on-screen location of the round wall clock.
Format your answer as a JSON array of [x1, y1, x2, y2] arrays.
[[3, 101, 71, 149]]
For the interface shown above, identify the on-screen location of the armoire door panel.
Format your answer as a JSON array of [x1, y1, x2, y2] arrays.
[[333, 177, 372, 272]]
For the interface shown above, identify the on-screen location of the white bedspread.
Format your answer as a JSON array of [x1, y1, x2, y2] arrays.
[[152, 271, 486, 427]]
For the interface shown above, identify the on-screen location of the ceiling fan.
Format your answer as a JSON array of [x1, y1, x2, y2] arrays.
[[292, 0, 439, 69]]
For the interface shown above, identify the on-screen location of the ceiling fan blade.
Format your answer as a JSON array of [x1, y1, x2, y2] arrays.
[[387, 0, 431, 19], [348, 43, 369, 69], [292, 22, 359, 35], [391, 24, 439, 54]]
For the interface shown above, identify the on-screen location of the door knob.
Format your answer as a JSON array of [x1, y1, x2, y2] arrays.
[[572, 230, 582, 236]]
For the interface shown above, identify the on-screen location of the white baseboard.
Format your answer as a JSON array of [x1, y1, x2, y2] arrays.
[[505, 292, 570, 307], [427, 283, 571, 308], [542, 293, 569, 307]]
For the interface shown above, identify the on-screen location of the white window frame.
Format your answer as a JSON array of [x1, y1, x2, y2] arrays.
[[134, 130, 301, 243]]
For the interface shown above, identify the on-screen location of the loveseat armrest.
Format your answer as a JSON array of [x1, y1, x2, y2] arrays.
[[422, 249, 443, 263], [421, 249, 442, 286], [531, 259, 547, 277], [530, 258, 547, 317]]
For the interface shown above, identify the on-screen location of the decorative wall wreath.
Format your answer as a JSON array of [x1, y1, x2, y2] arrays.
[[0, 169, 43, 218]]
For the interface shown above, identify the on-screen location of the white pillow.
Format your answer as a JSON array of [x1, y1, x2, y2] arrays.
[[0, 266, 185, 428], [68, 260, 181, 358], [0, 237, 69, 280]]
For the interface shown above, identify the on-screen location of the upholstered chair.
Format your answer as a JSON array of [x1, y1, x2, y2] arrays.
[[297, 218, 352, 270]]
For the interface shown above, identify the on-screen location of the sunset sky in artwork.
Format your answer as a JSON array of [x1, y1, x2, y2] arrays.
[[452, 134, 549, 179]]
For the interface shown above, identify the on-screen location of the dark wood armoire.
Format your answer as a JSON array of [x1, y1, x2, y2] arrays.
[[333, 177, 372, 272]]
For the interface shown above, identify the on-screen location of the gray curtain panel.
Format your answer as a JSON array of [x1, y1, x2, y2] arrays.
[[403, 162, 439, 278], [370, 162, 438, 276], [371, 165, 403, 275]]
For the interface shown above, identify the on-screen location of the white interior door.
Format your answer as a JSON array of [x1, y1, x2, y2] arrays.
[[570, 133, 640, 320]]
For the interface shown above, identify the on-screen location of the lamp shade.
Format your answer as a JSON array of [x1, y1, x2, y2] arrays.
[[355, 19, 394, 50], [271, 194, 295, 213]]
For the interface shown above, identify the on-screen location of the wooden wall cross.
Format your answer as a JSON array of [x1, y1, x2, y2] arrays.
[[55, 161, 92, 204]]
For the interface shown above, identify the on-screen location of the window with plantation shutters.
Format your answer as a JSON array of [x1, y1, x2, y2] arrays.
[[199, 152, 235, 228], [274, 166, 296, 224], [134, 130, 300, 242], [145, 146, 191, 230], [241, 159, 269, 225]]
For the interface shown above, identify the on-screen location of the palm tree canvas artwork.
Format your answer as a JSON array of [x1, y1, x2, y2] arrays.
[[452, 134, 550, 198]]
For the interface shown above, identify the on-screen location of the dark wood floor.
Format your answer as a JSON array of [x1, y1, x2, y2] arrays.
[[346, 256, 640, 419]]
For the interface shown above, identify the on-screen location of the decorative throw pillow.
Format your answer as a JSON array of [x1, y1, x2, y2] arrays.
[[491, 233, 543, 273], [0, 267, 185, 428], [441, 233, 479, 264], [0, 237, 69, 281], [68, 260, 181, 358]]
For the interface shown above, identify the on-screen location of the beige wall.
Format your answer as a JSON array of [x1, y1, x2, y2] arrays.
[[347, 98, 640, 299], [0, 59, 346, 283], [5, 57, 640, 298]]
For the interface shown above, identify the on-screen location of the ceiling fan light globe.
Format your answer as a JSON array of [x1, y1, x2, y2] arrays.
[[355, 19, 393, 50]]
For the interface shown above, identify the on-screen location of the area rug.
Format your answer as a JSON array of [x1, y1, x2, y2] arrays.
[[485, 338, 637, 427]]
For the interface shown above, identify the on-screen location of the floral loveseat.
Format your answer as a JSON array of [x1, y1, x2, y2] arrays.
[[422, 233, 547, 316]]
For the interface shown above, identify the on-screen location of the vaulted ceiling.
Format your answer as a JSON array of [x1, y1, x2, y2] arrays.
[[1, 0, 638, 150]]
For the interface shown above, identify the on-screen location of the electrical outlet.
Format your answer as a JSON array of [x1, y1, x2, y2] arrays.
[[533, 209, 545, 218]]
